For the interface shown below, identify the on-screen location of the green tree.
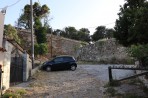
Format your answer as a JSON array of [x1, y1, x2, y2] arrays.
[[77, 28, 91, 42], [62, 26, 78, 39], [17, 2, 50, 56], [91, 26, 106, 41], [34, 43, 48, 56], [128, 44, 148, 66], [17, 2, 49, 29], [53, 27, 91, 43], [114, 0, 148, 66], [4, 24, 21, 44], [105, 28, 115, 39], [52, 29, 63, 36], [114, 0, 148, 46], [35, 27, 47, 44]]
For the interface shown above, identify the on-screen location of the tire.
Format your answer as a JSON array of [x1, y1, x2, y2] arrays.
[[71, 65, 76, 71], [46, 66, 51, 72]]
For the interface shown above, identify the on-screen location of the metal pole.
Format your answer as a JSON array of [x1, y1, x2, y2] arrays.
[[30, 0, 34, 68], [51, 33, 52, 58], [108, 66, 113, 82]]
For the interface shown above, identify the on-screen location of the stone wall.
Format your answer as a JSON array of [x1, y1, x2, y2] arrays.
[[18, 30, 87, 59], [46, 34, 87, 58], [18, 29, 36, 51], [77, 38, 131, 64]]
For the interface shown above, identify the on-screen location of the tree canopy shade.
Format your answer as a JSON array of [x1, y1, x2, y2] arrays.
[[114, 0, 148, 47]]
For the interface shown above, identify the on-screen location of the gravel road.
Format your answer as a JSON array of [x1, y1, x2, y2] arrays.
[[11, 64, 135, 98]]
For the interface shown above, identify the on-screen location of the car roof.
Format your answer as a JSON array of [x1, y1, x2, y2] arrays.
[[55, 55, 74, 58]]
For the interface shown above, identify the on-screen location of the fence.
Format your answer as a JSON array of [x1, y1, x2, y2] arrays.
[[108, 65, 148, 82]]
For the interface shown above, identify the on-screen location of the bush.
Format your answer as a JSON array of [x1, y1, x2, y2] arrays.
[[2, 93, 21, 98], [128, 44, 148, 67], [105, 87, 117, 97], [34, 43, 48, 56], [2, 89, 26, 98]]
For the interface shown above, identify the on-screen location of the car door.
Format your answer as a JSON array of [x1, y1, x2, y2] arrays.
[[63, 57, 71, 69], [53, 57, 64, 70]]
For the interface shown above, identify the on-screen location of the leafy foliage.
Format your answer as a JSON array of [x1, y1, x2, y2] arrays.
[[17, 2, 50, 29], [17, 2, 50, 56], [114, 0, 148, 46], [35, 27, 47, 44], [4, 24, 21, 44], [114, 0, 148, 67], [34, 43, 48, 56], [77, 28, 91, 42], [53, 27, 91, 42], [91, 26, 106, 41], [91, 26, 114, 41], [128, 44, 148, 66]]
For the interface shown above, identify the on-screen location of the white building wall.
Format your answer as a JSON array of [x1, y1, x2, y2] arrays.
[[0, 52, 4, 91], [2, 41, 13, 90]]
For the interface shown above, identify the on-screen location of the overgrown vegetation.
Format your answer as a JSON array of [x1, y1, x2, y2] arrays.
[[121, 93, 144, 98], [2, 89, 26, 98], [104, 78, 148, 98], [105, 87, 117, 97], [128, 44, 148, 67], [114, 0, 148, 67], [104, 80, 120, 87], [4, 24, 21, 44], [17, 2, 50, 56]]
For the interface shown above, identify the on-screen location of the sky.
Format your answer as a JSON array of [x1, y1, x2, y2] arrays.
[[0, 0, 125, 34]]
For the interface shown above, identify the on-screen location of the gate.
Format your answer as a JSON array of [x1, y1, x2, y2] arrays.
[[10, 55, 23, 84], [108, 65, 148, 82]]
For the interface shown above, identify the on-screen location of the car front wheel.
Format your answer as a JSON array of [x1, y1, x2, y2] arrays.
[[71, 65, 76, 71], [46, 66, 51, 72]]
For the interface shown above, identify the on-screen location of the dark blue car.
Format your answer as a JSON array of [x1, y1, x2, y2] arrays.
[[41, 56, 77, 71]]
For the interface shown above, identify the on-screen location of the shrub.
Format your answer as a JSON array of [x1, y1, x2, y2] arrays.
[[2, 92, 21, 98], [128, 44, 148, 67], [2, 89, 26, 98], [105, 87, 117, 97]]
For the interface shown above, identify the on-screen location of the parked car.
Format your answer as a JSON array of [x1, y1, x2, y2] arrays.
[[41, 55, 77, 71]]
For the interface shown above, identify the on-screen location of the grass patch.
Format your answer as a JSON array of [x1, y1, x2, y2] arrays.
[[105, 87, 117, 97], [142, 85, 148, 93], [2, 92, 21, 98], [2, 89, 26, 98], [16, 89, 26, 95], [128, 78, 143, 85], [104, 80, 120, 87], [121, 93, 144, 98]]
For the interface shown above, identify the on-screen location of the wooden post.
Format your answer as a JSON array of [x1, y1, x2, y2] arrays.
[[108, 66, 113, 82]]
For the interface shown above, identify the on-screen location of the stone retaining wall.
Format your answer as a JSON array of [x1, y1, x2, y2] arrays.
[[77, 39, 132, 64]]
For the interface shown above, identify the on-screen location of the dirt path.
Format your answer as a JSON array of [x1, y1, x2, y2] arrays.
[[9, 64, 147, 98], [11, 65, 107, 98]]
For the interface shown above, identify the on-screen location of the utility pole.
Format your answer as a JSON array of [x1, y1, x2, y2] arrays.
[[51, 32, 53, 58], [30, 0, 34, 68]]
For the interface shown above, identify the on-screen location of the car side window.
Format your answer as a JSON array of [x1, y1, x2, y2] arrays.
[[54, 57, 63, 62], [63, 57, 73, 61]]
